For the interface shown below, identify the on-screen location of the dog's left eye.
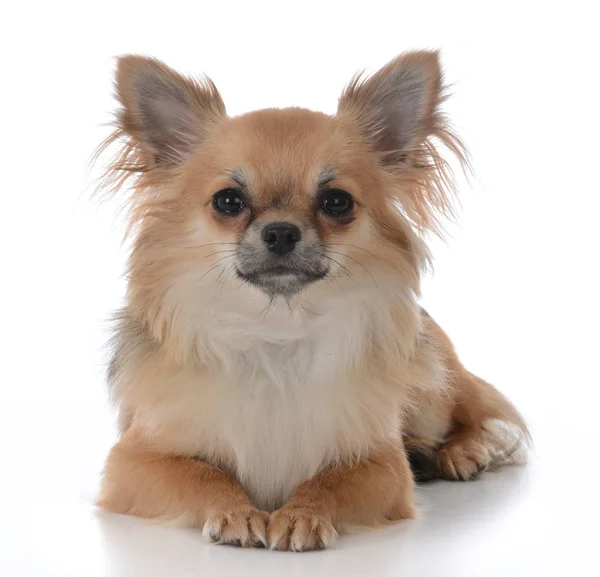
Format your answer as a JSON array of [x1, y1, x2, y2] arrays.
[[321, 189, 354, 216], [213, 188, 245, 215]]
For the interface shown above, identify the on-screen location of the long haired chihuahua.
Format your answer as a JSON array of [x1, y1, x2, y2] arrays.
[[96, 51, 529, 551]]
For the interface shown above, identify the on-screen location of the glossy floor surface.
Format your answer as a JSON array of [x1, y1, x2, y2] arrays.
[[1, 401, 595, 576]]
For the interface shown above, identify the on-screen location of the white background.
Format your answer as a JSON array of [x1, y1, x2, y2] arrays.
[[1, 1, 599, 575]]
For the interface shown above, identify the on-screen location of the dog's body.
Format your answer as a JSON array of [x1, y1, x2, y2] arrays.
[[97, 52, 528, 550]]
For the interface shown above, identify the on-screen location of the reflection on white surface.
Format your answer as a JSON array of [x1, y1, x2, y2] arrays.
[[2, 0, 599, 575], [0, 424, 593, 577]]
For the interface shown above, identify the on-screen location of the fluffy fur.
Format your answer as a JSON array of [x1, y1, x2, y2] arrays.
[[95, 51, 529, 551]]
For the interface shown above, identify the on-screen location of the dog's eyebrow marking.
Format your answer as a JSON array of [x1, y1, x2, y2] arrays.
[[227, 168, 247, 189], [318, 168, 336, 188]]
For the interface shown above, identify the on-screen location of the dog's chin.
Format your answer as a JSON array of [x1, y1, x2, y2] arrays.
[[235, 266, 328, 297]]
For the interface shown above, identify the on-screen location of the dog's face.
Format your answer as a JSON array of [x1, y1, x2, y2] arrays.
[[183, 108, 395, 298], [106, 52, 460, 329]]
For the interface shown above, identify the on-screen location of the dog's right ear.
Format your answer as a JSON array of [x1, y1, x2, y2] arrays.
[[114, 55, 225, 167]]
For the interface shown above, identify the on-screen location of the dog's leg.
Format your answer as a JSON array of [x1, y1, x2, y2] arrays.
[[439, 369, 528, 480], [406, 369, 528, 482], [406, 311, 529, 482], [99, 429, 269, 547], [267, 442, 414, 551]]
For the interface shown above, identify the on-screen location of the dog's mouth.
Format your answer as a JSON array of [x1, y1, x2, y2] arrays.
[[235, 264, 328, 296]]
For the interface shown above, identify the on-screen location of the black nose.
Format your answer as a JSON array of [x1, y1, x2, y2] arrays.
[[261, 222, 301, 255]]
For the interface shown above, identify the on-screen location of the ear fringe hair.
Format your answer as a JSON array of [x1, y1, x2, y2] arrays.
[[90, 123, 174, 241], [393, 102, 471, 238]]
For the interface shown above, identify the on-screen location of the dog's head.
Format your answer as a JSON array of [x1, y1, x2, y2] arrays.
[[100, 52, 465, 345]]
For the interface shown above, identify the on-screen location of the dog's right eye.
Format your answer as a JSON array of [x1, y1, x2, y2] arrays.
[[213, 188, 245, 215]]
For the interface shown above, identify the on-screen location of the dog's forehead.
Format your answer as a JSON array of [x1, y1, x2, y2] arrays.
[[215, 108, 338, 187], [233, 107, 334, 145]]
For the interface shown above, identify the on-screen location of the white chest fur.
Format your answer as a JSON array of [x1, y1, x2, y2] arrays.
[[136, 296, 406, 512]]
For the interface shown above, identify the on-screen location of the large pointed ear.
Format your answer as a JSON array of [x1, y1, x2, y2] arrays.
[[338, 51, 444, 169], [114, 55, 225, 167]]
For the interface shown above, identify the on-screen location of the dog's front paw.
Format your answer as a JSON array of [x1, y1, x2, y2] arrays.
[[268, 506, 337, 551], [439, 439, 491, 480], [202, 505, 269, 547]]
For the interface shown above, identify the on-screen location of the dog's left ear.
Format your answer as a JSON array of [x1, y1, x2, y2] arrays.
[[338, 51, 443, 169]]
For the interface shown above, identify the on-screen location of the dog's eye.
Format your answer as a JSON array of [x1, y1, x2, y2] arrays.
[[213, 188, 245, 215], [321, 189, 354, 216]]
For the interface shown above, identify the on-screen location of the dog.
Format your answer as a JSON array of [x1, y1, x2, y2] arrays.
[[95, 50, 529, 551]]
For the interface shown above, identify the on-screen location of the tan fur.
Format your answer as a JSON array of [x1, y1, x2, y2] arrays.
[[95, 51, 528, 551], [268, 441, 415, 551], [100, 426, 269, 546], [405, 312, 530, 481]]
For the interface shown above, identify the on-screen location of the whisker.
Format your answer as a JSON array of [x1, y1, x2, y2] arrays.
[[285, 297, 295, 317], [324, 243, 381, 261], [198, 255, 236, 283], [321, 254, 354, 281], [261, 295, 276, 317], [322, 261, 349, 297], [326, 250, 379, 288], [216, 260, 235, 284], [203, 249, 237, 259], [181, 242, 239, 250], [223, 261, 238, 279], [234, 271, 250, 292]]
